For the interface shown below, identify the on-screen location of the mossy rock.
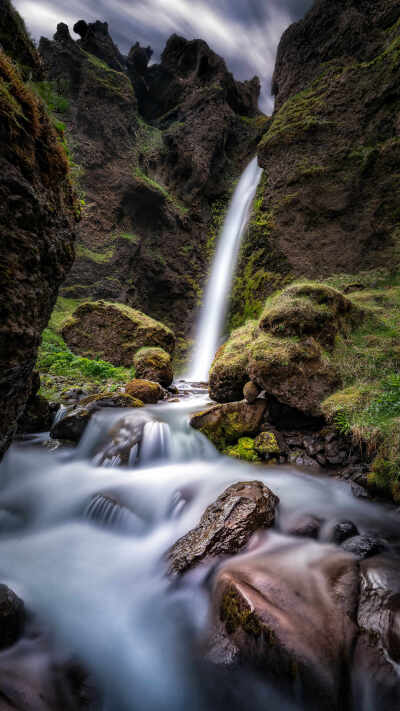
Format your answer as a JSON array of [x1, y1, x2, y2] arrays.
[[259, 283, 363, 349], [125, 379, 163, 404], [254, 432, 280, 459], [367, 456, 400, 504], [133, 347, 173, 387], [224, 437, 261, 463], [62, 300, 175, 368], [209, 321, 259, 403], [190, 400, 267, 451]]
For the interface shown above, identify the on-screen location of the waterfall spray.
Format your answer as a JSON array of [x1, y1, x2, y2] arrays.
[[187, 157, 263, 382]]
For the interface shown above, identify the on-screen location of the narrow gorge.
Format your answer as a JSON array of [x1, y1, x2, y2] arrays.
[[0, 0, 400, 709]]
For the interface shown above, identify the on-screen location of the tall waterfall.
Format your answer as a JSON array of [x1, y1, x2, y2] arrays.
[[187, 156, 263, 382]]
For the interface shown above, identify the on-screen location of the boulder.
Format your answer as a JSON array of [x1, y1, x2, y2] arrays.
[[243, 381, 260, 404], [62, 301, 175, 368], [125, 379, 163, 404], [93, 411, 151, 466], [210, 541, 359, 710], [342, 534, 386, 559], [254, 431, 280, 459], [329, 521, 359, 545], [168, 481, 279, 575], [209, 321, 258, 403], [286, 514, 323, 539], [133, 347, 173, 387], [51, 392, 143, 442], [0, 584, 24, 649], [190, 400, 267, 450]]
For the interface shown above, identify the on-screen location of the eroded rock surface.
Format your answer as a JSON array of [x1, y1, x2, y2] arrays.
[[168, 481, 279, 575]]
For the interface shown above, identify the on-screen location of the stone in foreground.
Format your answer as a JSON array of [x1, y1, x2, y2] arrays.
[[168, 481, 279, 575]]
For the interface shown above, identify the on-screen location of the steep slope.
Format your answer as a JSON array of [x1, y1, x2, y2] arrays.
[[230, 0, 400, 327], [0, 3, 77, 457], [39, 22, 268, 337]]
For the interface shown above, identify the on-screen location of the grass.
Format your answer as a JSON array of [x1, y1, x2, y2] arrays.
[[38, 297, 135, 399], [134, 166, 188, 216], [76, 244, 115, 264]]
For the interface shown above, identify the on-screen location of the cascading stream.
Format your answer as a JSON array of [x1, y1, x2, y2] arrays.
[[187, 157, 263, 382]]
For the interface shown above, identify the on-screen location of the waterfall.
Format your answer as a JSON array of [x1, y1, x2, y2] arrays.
[[187, 156, 263, 382]]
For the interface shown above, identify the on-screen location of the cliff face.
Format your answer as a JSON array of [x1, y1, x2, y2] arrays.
[[0, 5, 77, 457], [39, 22, 268, 336], [230, 0, 400, 327]]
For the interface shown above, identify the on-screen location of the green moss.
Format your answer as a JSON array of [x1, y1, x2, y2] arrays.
[[76, 243, 115, 264], [28, 81, 69, 114], [224, 437, 260, 462], [254, 432, 280, 458], [134, 166, 188, 216], [368, 455, 400, 503], [133, 347, 171, 368], [84, 51, 134, 101], [220, 587, 263, 637]]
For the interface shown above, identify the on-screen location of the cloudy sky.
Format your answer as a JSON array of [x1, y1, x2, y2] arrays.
[[14, 0, 313, 110]]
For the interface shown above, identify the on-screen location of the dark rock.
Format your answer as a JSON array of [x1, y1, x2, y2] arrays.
[[243, 381, 260, 404], [168, 481, 279, 575], [342, 535, 386, 559], [51, 393, 143, 442], [190, 400, 267, 450], [0, 584, 24, 649], [73, 19, 126, 72], [93, 411, 150, 466], [210, 541, 359, 710], [330, 521, 359, 545], [287, 514, 322, 539], [254, 431, 281, 459], [303, 436, 324, 457], [0, 0, 43, 79], [0, 25, 76, 459], [18, 371, 52, 434]]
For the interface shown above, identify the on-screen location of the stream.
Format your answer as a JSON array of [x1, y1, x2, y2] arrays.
[[0, 157, 399, 709]]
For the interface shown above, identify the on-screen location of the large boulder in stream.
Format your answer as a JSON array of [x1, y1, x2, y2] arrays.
[[62, 301, 175, 368], [51, 392, 143, 442], [125, 379, 163, 404], [209, 539, 359, 711], [190, 400, 267, 451], [168, 481, 279, 575], [0, 584, 24, 649]]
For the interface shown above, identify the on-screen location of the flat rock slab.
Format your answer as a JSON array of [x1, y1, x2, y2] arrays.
[[168, 481, 279, 575]]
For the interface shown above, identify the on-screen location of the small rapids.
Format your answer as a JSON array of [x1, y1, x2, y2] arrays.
[[0, 385, 399, 710]]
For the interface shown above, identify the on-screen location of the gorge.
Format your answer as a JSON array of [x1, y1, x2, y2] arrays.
[[0, 0, 400, 709]]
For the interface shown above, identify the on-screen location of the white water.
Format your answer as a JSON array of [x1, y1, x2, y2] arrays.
[[187, 157, 263, 381]]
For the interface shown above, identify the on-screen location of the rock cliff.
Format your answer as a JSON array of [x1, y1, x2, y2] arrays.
[[39, 22, 268, 337], [230, 0, 400, 328], [0, 2, 77, 458]]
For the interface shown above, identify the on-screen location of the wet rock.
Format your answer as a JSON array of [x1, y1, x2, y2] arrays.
[[342, 534, 386, 559], [254, 431, 280, 460], [0, 27, 76, 459], [0, 585, 24, 649], [190, 400, 267, 450], [94, 411, 150, 466], [62, 301, 175, 368], [351, 482, 369, 499], [358, 556, 400, 663], [168, 481, 279, 575], [288, 451, 321, 470], [51, 393, 143, 442], [329, 521, 359, 545], [287, 514, 322, 539], [18, 372, 52, 434], [125, 379, 163, 404], [210, 540, 359, 710], [243, 381, 260, 404], [133, 347, 174, 388]]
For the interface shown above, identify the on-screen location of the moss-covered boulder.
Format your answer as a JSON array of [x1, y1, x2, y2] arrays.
[[210, 283, 362, 416], [254, 432, 281, 460], [125, 379, 163, 404], [62, 301, 175, 368], [224, 437, 261, 463], [190, 400, 267, 451], [209, 321, 259, 403], [133, 347, 173, 387], [51, 391, 143, 442], [259, 283, 362, 349]]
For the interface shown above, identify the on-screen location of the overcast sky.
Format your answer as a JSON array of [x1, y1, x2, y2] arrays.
[[14, 0, 314, 111]]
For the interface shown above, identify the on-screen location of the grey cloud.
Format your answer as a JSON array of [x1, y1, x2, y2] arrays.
[[14, 0, 314, 111]]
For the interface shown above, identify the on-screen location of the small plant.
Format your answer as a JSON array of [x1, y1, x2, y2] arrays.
[[334, 409, 351, 436]]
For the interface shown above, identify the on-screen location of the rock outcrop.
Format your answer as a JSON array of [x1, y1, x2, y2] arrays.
[[0, 12, 77, 458], [62, 301, 175, 367], [133, 347, 174, 387], [230, 0, 400, 327], [51, 392, 142, 442], [168, 481, 279, 575], [39, 22, 267, 337], [190, 400, 267, 450]]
